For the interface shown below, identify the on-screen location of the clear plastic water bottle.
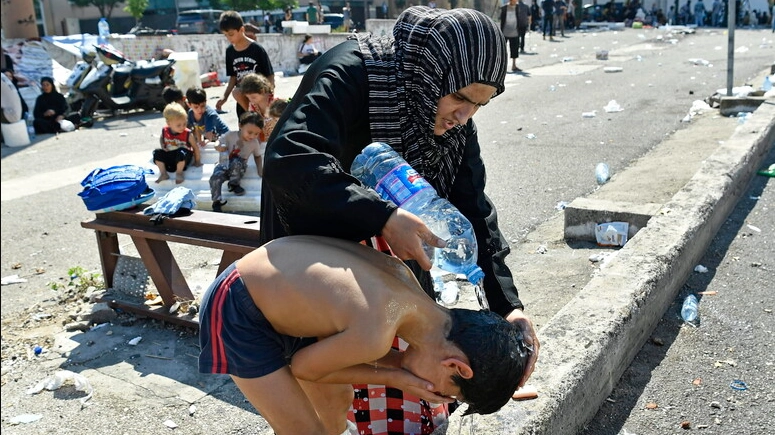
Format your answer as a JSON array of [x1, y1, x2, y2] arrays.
[[681, 294, 699, 324], [26, 113, 35, 139], [763, 75, 772, 91], [351, 142, 486, 288], [98, 18, 110, 45], [595, 162, 610, 184], [431, 268, 459, 306]]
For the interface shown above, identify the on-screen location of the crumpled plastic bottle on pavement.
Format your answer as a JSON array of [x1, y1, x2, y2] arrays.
[[26, 370, 93, 404]]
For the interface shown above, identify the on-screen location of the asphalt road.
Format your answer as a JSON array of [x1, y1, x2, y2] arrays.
[[581, 146, 774, 435], [1, 25, 773, 434]]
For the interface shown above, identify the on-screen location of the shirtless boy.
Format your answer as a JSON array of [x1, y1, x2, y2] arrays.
[[199, 235, 530, 435]]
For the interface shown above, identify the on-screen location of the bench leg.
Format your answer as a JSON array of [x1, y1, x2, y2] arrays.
[[218, 251, 244, 275], [131, 236, 195, 306], [94, 231, 120, 289]]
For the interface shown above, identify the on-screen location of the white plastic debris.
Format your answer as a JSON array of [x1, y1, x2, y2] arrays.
[[582, 111, 597, 118], [746, 224, 761, 232], [163, 419, 179, 429], [525, 133, 536, 139], [604, 100, 624, 113], [128, 336, 143, 346], [603, 66, 623, 73], [27, 370, 93, 404], [595, 222, 629, 247], [688, 58, 711, 66], [694, 265, 709, 273], [9, 414, 43, 425], [1, 274, 28, 285]]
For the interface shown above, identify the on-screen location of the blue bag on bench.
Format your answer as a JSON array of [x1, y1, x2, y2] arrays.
[[78, 165, 155, 212]]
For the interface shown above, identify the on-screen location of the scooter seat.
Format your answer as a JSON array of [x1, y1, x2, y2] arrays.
[[131, 59, 174, 79]]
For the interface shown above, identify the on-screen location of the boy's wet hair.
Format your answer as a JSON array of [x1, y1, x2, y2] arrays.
[[219, 10, 245, 32], [239, 73, 274, 95], [268, 99, 289, 118], [185, 87, 208, 105], [163, 102, 187, 121], [239, 111, 264, 129], [447, 309, 530, 416], [162, 85, 184, 105]]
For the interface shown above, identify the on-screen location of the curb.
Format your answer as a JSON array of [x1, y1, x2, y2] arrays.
[[520, 100, 774, 434], [445, 99, 774, 434]]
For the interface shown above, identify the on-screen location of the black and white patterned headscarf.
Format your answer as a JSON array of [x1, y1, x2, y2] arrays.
[[353, 6, 507, 195]]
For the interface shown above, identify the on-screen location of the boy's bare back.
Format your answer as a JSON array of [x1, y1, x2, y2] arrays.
[[236, 236, 430, 342]]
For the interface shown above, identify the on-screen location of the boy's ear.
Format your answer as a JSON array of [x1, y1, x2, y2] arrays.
[[442, 357, 473, 380]]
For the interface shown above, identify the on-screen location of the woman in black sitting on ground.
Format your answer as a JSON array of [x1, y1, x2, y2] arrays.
[[33, 76, 69, 134]]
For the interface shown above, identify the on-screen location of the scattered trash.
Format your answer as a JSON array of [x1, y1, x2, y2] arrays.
[[1, 274, 28, 285], [163, 419, 179, 429], [595, 222, 628, 247], [746, 224, 761, 232], [737, 112, 752, 124], [714, 359, 736, 367], [33, 345, 43, 355], [729, 379, 748, 391], [680, 420, 692, 429], [188, 404, 197, 416], [692, 378, 702, 385], [596, 50, 609, 60], [582, 111, 597, 118], [27, 370, 93, 404], [535, 244, 547, 254], [588, 252, 612, 263], [688, 58, 711, 67], [757, 164, 775, 177], [9, 414, 43, 425], [645, 402, 658, 409], [715, 85, 754, 97], [90, 322, 109, 331], [555, 201, 568, 210], [119, 133, 128, 137], [681, 294, 699, 324], [128, 336, 143, 346], [525, 133, 536, 139], [694, 265, 708, 273], [595, 162, 610, 184], [603, 66, 623, 73], [549, 85, 556, 91], [603, 100, 623, 113], [562, 56, 574, 62], [698, 290, 717, 296]]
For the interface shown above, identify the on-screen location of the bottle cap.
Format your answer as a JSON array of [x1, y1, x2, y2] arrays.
[[466, 266, 485, 286]]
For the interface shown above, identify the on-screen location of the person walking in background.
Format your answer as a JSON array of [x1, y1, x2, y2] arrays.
[[542, 0, 555, 40], [554, 0, 567, 37], [694, 0, 707, 26], [342, 1, 352, 32], [306, 1, 318, 24], [153, 102, 200, 184], [258, 6, 539, 433], [209, 111, 264, 212], [500, 0, 530, 71], [530, 0, 541, 31], [215, 11, 274, 118]]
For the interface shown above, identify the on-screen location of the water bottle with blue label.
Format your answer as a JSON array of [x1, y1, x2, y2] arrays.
[[98, 18, 110, 45], [351, 142, 488, 309]]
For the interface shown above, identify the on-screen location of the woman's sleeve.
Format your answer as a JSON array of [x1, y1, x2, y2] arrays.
[[448, 120, 525, 316], [33, 95, 45, 119], [55, 94, 69, 116], [262, 46, 396, 243]]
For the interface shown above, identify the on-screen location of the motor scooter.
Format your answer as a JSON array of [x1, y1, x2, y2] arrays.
[[78, 45, 176, 127], [64, 46, 97, 112]]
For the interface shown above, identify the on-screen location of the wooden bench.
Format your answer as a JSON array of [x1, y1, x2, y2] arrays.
[[81, 206, 261, 327]]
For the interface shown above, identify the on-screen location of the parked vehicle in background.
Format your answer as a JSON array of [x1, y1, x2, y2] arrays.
[[78, 45, 176, 127], [323, 13, 347, 30], [176, 9, 224, 34]]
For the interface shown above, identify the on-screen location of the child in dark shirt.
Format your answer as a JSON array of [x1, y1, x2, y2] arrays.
[[215, 11, 274, 118]]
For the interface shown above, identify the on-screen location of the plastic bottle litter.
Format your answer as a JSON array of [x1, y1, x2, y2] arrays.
[[26, 113, 35, 139], [582, 111, 597, 118], [595, 162, 610, 184], [737, 112, 751, 124], [681, 294, 699, 324], [351, 142, 486, 293], [98, 18, 110, 45], [763, 75, 773, 91]]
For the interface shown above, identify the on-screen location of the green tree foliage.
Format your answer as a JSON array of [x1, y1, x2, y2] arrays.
[[218, 0, 296, 12], [124, 0, 149, 24], [71, 0, 125, 19]]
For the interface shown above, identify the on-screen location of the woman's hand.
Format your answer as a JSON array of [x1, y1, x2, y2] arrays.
[[381, 208, 445, 271], [505, 309, 540, 391], [44, 109, 55, 117]]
